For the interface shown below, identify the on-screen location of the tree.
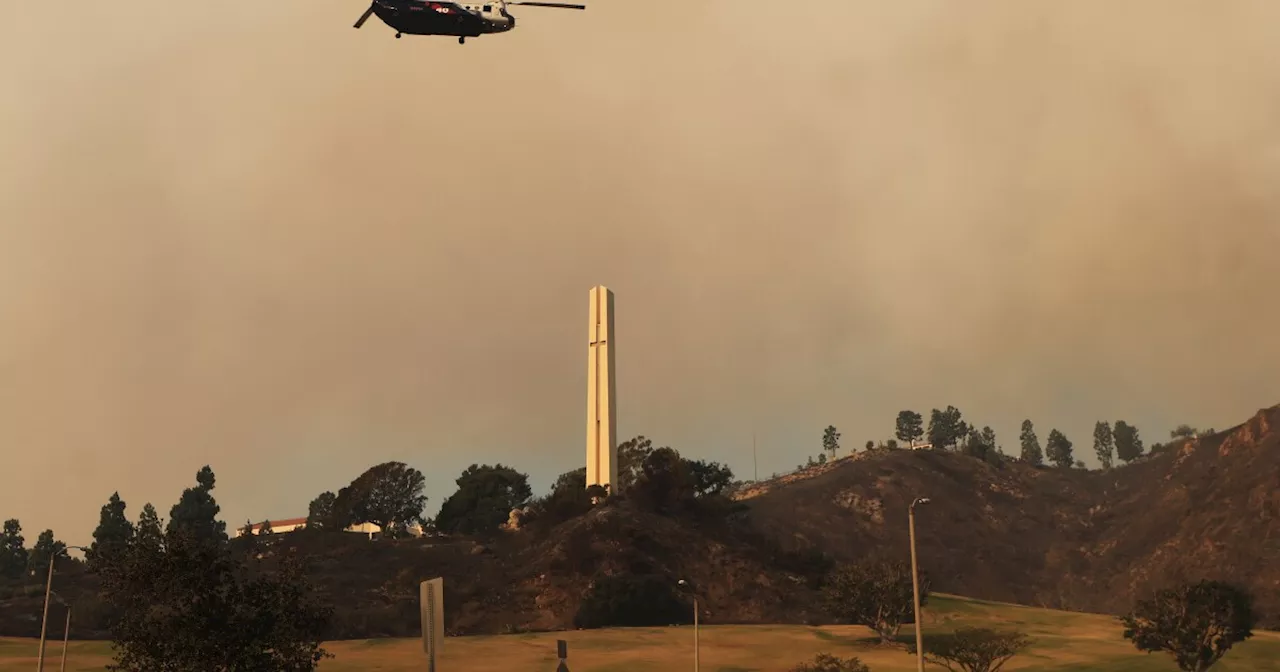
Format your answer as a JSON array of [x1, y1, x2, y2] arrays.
[[616, 435, 658, 492], [89, 492, 135, 572], [99, 469, 332, 672], [823, 559, 927, 644], [1093, 421, 1115, 470], [27, 529, 67, 575], [928, 406, 968, 451], [0, 519, 27, 579], [629, 447, 696, 514], [822, 425, 842, 459], [1171, 424, 1199, 440], [167, 465, 227, 544], [865, 440, 875, 451], [981, 427, 998, 454], [908, 628, 1031, 672], [573, 574, 691, 629], [305, 491, 339, 531], [688, 459, 734, 497], [961, 427, 990, 462], [895, 410, 925, 448], [962, 426, 999, 463], [1045, 429, 1074, 469], [528, 467, 598, 528], [134, 504, 164, 553], [790, 653, 871, 672], [1121, 580, 1255, 672], [1114, 421, 1145, 462], [336, 461, 429, 534], [259, 518, 274, 535], [1018, 420, 1043, 466], [434, 464, 531, 535]]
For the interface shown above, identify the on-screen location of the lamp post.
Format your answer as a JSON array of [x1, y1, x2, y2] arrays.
[[38, 545, 87, 672], [677, 579, 699, 672], [59, 602, 72, 672], [909, 498, 930, 672]]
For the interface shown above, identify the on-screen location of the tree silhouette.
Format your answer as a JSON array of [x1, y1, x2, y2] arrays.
[[1019, 420, 1043, 466], [896, 410, 924, 447]]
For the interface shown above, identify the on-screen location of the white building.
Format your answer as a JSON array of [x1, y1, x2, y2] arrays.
[[233, 517, 421, 540]]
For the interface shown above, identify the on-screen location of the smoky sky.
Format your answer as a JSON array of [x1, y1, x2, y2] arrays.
[[2, 1, 1278, 543]]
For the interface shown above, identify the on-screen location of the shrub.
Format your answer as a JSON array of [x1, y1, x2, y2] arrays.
[[572, 574, 691, 629], [908, 628, 1030, 672], [1121, 580, 1255, 672], [790, 653, 871, 672]]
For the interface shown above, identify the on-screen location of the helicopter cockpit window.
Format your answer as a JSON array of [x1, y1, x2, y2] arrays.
[[483, 4, 491, 11]]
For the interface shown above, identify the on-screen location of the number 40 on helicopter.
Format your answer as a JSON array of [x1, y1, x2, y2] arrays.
[[353, 0, 586, 44]]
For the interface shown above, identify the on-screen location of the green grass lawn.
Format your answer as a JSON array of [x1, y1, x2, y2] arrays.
[[2, 594, 1277, 671]]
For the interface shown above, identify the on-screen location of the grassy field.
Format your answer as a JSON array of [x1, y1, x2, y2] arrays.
[[2, 595, 1277, 671]]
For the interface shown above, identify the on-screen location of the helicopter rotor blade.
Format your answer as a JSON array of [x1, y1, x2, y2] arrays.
[[353, 5, 376, 28], [507, 2, 586, 8]]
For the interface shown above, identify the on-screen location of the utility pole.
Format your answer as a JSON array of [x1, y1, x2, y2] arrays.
[[36, 553, 56, 671], [37, 545, 87, 672], [909, 498, 930, 672], [678, 579, 700, 672], [59, 606, 71, 672]]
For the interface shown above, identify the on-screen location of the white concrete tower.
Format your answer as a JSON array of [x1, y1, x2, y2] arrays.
[[586, 285, 618, 493]]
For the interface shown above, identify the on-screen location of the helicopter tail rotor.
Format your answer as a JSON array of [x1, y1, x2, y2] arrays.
[[353, 4, 376, 29], [507, 2, 586, 8]]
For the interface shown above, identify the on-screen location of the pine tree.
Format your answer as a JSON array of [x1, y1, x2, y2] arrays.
[[1045, 429, 1074, 469], [27, 530, 66, 576], [89, 492, 135, 571], [0, 519, 27, 579], [135, 503, 164, 553], [895, 411, 925, 447], [822, 426, 842, 459], [1019, 420, 1043, 466], [167, 465, 227, 545], [1114, 421, 1146, 462], [1093, 421, 1115, 470]]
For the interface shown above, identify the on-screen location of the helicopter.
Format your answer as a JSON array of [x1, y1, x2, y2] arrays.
[[353, 0, 585, 44]]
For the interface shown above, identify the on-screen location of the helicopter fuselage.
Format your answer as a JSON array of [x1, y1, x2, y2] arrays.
[[371, 0, 514, 38]]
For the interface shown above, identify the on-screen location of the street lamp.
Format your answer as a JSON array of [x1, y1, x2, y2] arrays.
[[47, 591, 72, 672], [38, 545, 88, 672], [677, 579, 699, 672], [908, 498, 930, 672]]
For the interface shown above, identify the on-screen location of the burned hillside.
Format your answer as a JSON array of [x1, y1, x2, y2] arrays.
[[744, 404, 1280, 626]]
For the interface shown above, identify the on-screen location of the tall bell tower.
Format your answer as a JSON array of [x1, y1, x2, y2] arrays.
[[585, 285, 618, 493]]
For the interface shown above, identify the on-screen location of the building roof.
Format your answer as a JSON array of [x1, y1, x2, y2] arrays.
[[248, 517, 307, 530]]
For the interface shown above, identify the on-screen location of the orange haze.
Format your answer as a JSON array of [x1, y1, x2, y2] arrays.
[[2, 1, 1278, 542]]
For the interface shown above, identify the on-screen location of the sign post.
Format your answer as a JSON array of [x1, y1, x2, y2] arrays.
[[556, 639, 569, 672], [420, 578, 444, 672]]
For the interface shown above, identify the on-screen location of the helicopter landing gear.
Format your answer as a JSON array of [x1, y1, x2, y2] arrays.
[[458, 36, 466, 44]]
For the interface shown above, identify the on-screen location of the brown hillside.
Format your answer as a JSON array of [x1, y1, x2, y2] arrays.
[[0, 504, 827, 639], [3, 404, 1275, 639], [745, 404, 1280, 626]]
